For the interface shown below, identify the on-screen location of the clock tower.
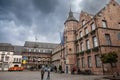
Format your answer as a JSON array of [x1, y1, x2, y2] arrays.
[[64, 10, 78, 74]]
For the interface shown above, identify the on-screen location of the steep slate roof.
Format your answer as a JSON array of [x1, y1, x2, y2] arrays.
[[0, 43, 14, 51], [13, 46, 24, 55], [64, 10, 78, 24], [24, 41, 58, 49]]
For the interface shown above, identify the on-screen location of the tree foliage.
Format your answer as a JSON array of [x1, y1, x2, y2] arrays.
[[101, 51, 118, 64]]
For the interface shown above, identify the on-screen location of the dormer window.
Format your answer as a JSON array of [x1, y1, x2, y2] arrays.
[[82, 20, 85, 26], [102, 20, 107, 28]]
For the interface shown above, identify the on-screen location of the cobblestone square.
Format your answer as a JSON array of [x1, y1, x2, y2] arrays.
[[0, 71, 108, 80]]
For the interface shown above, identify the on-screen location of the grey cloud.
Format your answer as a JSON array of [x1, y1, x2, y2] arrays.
[[79, 0, 109, 14], [0, 0, 120, 45], [32, 0, 59, 14]]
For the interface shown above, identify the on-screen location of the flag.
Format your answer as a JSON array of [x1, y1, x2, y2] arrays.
[[60, 32, 64, 46]]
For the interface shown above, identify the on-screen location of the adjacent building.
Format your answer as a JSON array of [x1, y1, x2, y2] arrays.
[[52, 0, 120, 74], [0, 43, 14, 71], [52, 44, 64, 69], [22, 41, 58, 69], [12, 46, 23, 67]]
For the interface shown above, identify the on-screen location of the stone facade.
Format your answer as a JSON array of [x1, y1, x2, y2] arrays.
[[52, 44, 61, 69], [52, 0, 120, 74], [22, 41, 58, 69], [0, 43, 14, 71]]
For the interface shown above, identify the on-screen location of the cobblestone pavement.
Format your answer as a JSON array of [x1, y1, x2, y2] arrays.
[[0, 71, 109, 80]]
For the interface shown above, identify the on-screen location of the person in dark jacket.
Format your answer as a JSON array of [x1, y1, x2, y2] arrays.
[[41, 66, 45, 80], [47, 67, 50, 80]]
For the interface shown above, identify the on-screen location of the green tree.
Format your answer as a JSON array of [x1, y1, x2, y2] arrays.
[[101, 51, 118, 74]]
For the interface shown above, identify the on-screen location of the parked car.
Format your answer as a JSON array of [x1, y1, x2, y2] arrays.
[[8, 66, 24, 71]]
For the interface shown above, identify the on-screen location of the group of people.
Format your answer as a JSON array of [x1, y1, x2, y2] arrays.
[[41, 65, 51, 80]]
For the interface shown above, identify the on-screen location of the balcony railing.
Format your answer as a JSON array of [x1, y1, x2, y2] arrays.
[[92, 47, 99, 52]]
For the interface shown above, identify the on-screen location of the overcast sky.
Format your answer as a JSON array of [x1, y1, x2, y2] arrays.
[[0, 0, 120, 45]]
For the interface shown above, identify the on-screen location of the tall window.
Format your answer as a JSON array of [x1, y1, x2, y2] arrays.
[[102, 20, 107, 28], [86, 40, 90, 49], [91, 23, 95, 30], [76, 34, 78, 40], [82, 20, 85, 26], [95, 55, 101, 67], [85, 27, 88, 35], [88, 56, 92, 68], [118, 33, 120, 40], [76, 45, 79, 53], [5, 56, 9, 61], [16, 58, 18, 62], [82, 57, 85, 68], [14, 58, 16, 62], [80, 31, 83, 38], [105, 34, 111, 45], [93, 36, 98, 47], [81, 42, 84, 51], [77, 59, 80, 68], [29, 49, 31, 52], [19, 59, 21, 62]]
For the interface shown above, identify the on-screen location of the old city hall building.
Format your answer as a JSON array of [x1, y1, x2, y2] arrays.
[[52, 0, 120, 74]]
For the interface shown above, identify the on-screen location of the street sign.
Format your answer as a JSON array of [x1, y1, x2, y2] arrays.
[[23, 56, 27, 60]]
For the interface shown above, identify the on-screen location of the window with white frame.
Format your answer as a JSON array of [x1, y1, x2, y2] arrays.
[[91, 23, 95, 30], [86, 40, 90, 49], [82, 57, 85, 68], [77, 59, 80, 68], [76, 45, 79, 53], [93, 36, 98, 47], [80, 31, 83, 38], [14, 58, 16, 62], [95, 55, 101, 67], [81, 42, 84, 51], [34, 49, 36, 52], [82, 20, 85, 26], [102, 20, 107, 28], [5, 56, 9, 61], [29, 49, 31, 52], [19, 58, 21, 62], [105, 34, 111, 45], [85, 27, 88, 35], [88, 56, 92, 68]]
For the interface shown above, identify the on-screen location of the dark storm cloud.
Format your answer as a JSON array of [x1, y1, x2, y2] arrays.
[[0, 0, 33, 26], [32, 0, 59, 14], [0, 0, 120, 45]]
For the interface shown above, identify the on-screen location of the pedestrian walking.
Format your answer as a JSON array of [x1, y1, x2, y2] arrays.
[[54, 66, 57, 72], [47, 67, 50, 80], [41, 65, 45, 80]]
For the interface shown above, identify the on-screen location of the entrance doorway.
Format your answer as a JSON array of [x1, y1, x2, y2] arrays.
[[66, 65, 68, 74]]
